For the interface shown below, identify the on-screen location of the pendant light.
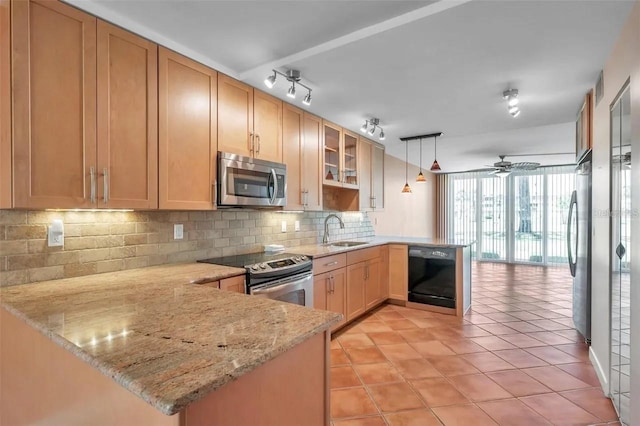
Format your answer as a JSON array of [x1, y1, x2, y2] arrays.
[[430, 134, 441, 171], [416, 137, 426, 182], [401, 141, 412, 193]]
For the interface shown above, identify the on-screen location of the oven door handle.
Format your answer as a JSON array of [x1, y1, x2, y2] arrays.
[[251, 272, 312, 295], [270, 168, 278, 205]]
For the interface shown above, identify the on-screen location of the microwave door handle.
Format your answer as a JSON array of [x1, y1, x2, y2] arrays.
[[270, 168, 278, 205]]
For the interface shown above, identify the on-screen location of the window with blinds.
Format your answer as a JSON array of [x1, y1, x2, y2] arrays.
[[445, 165, 576, 266]]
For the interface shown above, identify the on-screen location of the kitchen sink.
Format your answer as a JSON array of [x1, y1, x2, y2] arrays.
[[329, 241, 368, 247]]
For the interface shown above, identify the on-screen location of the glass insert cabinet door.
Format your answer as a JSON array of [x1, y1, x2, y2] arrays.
[[610, 83, 631, 425], [322, 122, 359, 188]]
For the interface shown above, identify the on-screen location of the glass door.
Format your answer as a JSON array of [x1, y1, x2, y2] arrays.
[[342, 131, 359, 188], [323, 122, 342, 187], [610, 84, 631, 425]]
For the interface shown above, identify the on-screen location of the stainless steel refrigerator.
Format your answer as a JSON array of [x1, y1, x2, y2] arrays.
[[567, 151, 592, 343]]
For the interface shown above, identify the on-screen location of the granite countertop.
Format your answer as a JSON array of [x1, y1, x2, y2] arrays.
[[0, 263, 341, 416], [287, 236, 475, 258]]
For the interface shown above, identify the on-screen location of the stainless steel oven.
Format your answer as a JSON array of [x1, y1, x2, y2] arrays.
[[198, 252, 313, 308], [249, 271, 313, 307], [218, 152, 286, 207]]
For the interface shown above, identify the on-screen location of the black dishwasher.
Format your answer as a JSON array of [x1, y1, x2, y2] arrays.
[[408, 246, 456, 308]]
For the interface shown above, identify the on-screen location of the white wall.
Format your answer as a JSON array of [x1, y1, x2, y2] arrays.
[[591, 2, 640, 424], [369, 153, 436, 238]]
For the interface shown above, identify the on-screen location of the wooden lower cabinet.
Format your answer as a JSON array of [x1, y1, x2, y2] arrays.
[[314, 269, 346, 331], [388, 244, 408, 301], [364, 257, 382, 310], [1, 308, 330, 426], [219, 275, 245, 294], [379, 246, 390, 300], [0, 0, 10, 208], [346, 263, 366, 321]]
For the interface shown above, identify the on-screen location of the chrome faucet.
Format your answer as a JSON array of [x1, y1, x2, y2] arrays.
[[323, 213, 345, 244]]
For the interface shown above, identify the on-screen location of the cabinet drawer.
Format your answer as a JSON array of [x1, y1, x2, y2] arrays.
[[313, 254, 347, 275], [346, 246, 380, 265]]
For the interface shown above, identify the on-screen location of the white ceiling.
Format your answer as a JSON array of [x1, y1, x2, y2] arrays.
[[67, 0, 634, 172]]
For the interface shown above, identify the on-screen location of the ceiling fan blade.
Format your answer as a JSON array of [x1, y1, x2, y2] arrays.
[[488, 169, 499, 175], [512, 162, 540, 170]]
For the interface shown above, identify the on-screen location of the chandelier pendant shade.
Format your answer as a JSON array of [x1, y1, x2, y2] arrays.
[[430, 135, 441, 172], [416, 137, 426, 182], [401, 140, 412, 193]]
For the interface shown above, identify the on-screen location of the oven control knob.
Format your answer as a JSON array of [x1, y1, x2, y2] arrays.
[[250, 265, 259, 271], [300, 256, 308, 261], [259, 263, 267, 269]]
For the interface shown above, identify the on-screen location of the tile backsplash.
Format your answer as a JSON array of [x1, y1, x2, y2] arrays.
[[0, 210, 374, 286]]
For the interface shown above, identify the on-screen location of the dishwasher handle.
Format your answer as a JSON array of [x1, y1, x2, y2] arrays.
[[408, 246, 455, 260]]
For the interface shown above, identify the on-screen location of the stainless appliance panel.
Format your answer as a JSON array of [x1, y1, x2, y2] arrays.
[[572, 158, 592, 342], [249, 272, 313, 307], [218, 152, 286, 207]]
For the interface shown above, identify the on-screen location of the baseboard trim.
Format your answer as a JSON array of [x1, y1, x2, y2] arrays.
[[589, 346, 609, 394]]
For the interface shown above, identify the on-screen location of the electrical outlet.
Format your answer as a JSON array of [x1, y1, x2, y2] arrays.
[[281, 221, 287, 233], [294, 220, 300, 232], [174, 224, 184, 240], [47, 219, 64, 247]]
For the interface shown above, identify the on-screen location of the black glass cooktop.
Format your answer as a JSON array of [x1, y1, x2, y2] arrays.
[[197, 252, 299, 268]]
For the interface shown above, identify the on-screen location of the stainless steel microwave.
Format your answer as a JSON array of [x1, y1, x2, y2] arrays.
[[218, 152, 286, 207]]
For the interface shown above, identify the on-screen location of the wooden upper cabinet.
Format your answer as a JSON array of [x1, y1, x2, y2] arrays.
[[372, 144, 385, 210], [12, 0, 97, 209], [0, 0, 10, 208], [303, 113, 322, 211], [342, 130, 359, 189], [253, 90, 282, 162], [217, 74, 253, 158], [158, 47, 217, 210], [97, 21, 158, 209], [283, 103, 303, 210], [359, 138, 372, 211], [323, 121, 342, 187]]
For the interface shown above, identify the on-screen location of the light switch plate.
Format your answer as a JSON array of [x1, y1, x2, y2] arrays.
[[281, 221, 287, 233], [294, 220, 300, 232], [174, 224, 184, 240]]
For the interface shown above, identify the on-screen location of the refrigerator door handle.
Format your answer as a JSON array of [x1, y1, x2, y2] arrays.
[[567, 190, 577, 277]]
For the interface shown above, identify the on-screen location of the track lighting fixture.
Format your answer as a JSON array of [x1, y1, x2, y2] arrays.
[[264, 71, 276, 89], [264, 69, 313, 106], [287, 82, 296, 99], [302, 92, 312, 106], [400, 132, 444, 181], [361, 118, 386, 141], [503, 89, 520, 118]]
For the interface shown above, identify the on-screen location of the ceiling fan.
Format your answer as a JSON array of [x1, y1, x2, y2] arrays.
[[486, 155, 540, 177]]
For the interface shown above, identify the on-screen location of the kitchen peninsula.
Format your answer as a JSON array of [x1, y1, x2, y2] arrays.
[[0, 263, 340, 426]]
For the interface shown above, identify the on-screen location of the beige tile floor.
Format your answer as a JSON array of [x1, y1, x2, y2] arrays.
[[330, 262, 619, 426]]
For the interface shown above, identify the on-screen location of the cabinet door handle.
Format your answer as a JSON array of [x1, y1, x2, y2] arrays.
[[103, 168, 109, 204], [331, 276, 335, 293], [212, 181, 217, 205], [256, 134, 261, 155], [325, 261, 338, 267], [249, 132, 254, 153], [326, 276, 331, 294], [90, 166, 96, 204]]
